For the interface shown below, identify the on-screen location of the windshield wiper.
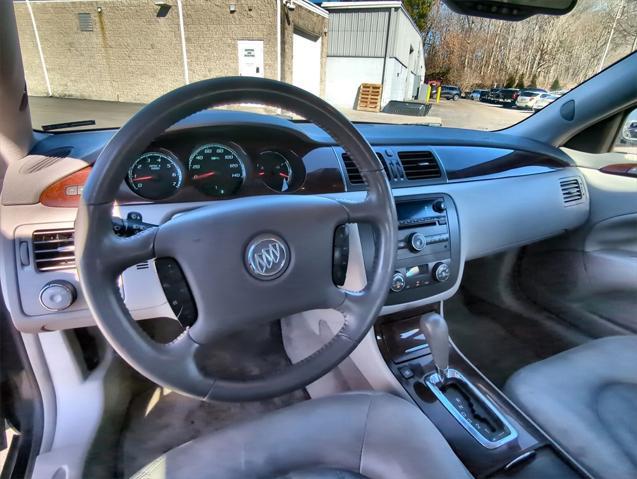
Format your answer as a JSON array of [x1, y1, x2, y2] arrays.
[[41, 120, 96, 131]]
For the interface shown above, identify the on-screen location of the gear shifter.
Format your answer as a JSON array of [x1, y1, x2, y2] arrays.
[[419, 312, 450, 382]]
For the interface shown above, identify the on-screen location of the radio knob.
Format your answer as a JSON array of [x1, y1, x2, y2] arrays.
[[409, 232, 427, 252], [39, 280, 77, 311], [432, 263, 451, 283], [432, 199, 446, 213], [390, 272, 406, 292]]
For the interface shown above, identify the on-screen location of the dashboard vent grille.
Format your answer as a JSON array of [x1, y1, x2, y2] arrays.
[[341, 152, 390, 185], [397, 151, 442, 180], [560, 178, 584, 205], [20, 148, 72, 174], [32, 229, 75, 272]]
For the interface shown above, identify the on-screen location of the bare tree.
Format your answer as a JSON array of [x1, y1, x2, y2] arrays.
[[420, 0, 634, 90]]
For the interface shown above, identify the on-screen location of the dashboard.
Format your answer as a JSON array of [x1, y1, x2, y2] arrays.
[[0, 110, 591, 333]]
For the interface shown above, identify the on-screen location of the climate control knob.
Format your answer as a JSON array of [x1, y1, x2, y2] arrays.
[[390, 272, 406, 292], [432, 262, 450, 283], [409, 232, 427, 252], [432, 199, 446, 213], [39, 280, 77, 311]]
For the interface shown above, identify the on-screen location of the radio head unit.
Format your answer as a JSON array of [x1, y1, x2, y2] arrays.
[[386, 194, 460, 306]]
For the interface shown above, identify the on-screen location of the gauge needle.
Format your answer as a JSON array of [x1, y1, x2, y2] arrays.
[[132, 175, 155, 182], [279, 172, 289, 179], [192, 171, 216, 180]]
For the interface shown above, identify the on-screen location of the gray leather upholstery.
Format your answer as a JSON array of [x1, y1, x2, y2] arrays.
[[505, 336, 637, 479], [132, 391, 472, 479]]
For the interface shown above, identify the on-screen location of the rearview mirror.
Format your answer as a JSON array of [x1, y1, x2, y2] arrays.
[[442, 0, 577, 21]]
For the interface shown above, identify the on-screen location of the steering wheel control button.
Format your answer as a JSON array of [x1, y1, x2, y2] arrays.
[[432, 262, 451, 283], [245, 235, 289, 281], [155, 258, 197, 327], [39, 280, 77, 311], [409, 232, 427, 252], [390, 272, 407, 292], [332, 225, 350, 287]]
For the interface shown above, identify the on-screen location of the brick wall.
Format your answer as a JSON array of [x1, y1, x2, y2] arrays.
[[281, 3, 328, 97], [14, 0, 328, 103]]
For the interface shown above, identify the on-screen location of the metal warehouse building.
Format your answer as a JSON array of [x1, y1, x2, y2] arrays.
[[321, 1, 425, 109]]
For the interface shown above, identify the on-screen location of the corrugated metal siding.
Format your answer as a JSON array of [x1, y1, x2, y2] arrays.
[[387, 9, 422, 67], [327, 9, 390, 57]]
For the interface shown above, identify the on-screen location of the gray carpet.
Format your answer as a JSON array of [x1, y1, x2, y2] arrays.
[[119, 321, 308, 478], [445, 289, 588, 387]]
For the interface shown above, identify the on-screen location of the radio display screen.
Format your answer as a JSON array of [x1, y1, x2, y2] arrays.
[[396, 201, 431, 222]]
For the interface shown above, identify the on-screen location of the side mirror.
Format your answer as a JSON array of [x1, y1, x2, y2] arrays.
[[442, 0, 577, 21]]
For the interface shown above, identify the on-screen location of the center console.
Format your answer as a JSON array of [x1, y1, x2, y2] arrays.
[[376, 307, 591, 479], [386, 194, 461, 305]]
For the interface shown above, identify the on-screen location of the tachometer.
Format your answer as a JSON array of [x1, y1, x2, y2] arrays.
[[188, 144, 245, 197], [256, 151, 293, 192], [126, 150, 183, 200]]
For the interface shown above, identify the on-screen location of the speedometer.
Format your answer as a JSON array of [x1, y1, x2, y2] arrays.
[[188, 144, 246, 197], [126, 150, 183, 200]]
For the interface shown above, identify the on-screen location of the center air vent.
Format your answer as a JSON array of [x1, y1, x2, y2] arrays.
[[341, 152, 390, 185], [32, 229, 75, 271], [560, 177, 584, 205], [397, 151, 441, 180]]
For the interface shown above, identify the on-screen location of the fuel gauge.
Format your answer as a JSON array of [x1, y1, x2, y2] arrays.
[[256, 151, 293, 192]]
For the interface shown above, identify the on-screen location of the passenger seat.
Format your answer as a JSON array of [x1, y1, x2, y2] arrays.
[[505, 336, 637, 479]]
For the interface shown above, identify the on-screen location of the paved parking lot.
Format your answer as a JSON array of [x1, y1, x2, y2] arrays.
[[28, 96, 531, 132], [429, 98, 532, 130]]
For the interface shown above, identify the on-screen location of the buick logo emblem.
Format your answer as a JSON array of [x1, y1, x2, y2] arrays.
[[245, 235, 289, 280]]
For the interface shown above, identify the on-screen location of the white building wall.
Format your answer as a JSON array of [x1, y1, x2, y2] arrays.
[[383, 58, 409, 105], [324, 57, 384, 108]]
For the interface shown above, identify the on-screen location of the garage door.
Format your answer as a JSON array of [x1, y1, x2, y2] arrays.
[[292, 30, 322, 96]]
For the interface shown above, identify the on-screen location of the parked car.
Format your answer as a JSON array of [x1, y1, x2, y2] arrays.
[[497, 88, 520, 107], [486, 88, 502, 103], [469, 89, 488, 101], [532, 93, 560, 111], [439, 85, 462, 100], [521, 87, 547, 94], [515, 90, 543, 109], [479, 89, 492, 102]]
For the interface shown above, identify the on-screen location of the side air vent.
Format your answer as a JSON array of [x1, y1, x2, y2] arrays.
[[341, 152, 390, 185], [32, 229, 75, 271], [397, 151, 442, 180], [20, 147, 72, 174], [560, 177, 584, 205]]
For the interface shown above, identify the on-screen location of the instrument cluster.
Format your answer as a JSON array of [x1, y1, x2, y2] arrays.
[[125, 142, 304, 201]]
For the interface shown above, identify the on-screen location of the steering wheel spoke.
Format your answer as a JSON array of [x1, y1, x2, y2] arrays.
[[105, 226, 158, 275], [337, 189, 386, 224]]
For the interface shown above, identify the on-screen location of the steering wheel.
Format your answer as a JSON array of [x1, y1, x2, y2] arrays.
[[75, 77, 397, 401]]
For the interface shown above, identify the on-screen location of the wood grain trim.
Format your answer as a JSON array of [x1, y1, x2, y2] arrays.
[[40, 166, 92, 207], [600, 163, 637, 177]]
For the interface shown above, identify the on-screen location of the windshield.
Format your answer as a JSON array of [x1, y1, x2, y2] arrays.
[[15, 0, 636, 131]]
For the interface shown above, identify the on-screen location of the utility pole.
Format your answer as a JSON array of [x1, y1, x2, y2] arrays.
[[598, 0, 625, 72]]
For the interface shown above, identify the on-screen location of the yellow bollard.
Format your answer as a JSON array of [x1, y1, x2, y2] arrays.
[[425, 84, 432, 104], [436, 85, 442, 104]]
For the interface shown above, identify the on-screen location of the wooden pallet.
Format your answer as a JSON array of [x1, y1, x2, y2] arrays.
[[356, 83, 383, 112]]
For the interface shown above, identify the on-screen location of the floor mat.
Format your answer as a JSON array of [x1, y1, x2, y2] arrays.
[[119, 322, 308, 477], [445, 289, 588, 388]]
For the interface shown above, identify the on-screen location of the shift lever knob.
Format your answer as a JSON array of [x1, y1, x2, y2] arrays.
[[419, 312, 450, 381]]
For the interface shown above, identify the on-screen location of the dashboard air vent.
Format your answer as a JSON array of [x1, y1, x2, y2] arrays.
[[397, 151, 441, 180], [560, 178, 583, 205], [32, 229, 75, 272], [341, 152, 390, 185]]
